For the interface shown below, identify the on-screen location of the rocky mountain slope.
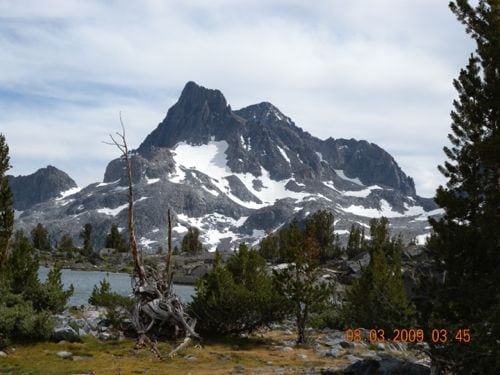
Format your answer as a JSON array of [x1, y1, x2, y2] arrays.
[[9, 166, 77, 211], [14, 82, 441, 251]]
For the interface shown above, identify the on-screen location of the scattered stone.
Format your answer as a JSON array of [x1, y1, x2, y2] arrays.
[[280, 346, 294, 353], [340, 340, 355, 349], [234, 364, 245, 373], [266, 361, 273, 366], [328, 348, 345, 358], [346, 354, 363, 364], [56, 351, 73, 359], [324, 337, 344, 347], [0, 351, 7, 357], [184, 354, 197, 362], [297, 353, 308, 360], [360, 350, 379, 359]]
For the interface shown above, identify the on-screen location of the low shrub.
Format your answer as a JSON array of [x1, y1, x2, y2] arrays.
[[0, 292, 53, 348], [89, 278, 134, 329]]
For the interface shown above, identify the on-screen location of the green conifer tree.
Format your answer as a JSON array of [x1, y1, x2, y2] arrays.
[[58, 233, 76, 256], [417, 1, 500, 373], [181, 226, 203, 255], [259, 233, 280, 263], [0, 133, 13, 269], [31, 223, 51, 251], [342, 218, 414, 331], [105, 223, 127, 252], [273, 219, 333, 344], [80, 223, 93, 257], [4, 231, 40, 295], [278, 219, 303, 262], [189, 244, 285, 335], [346, 224, 363, 259], [305, 210, 337, 261]]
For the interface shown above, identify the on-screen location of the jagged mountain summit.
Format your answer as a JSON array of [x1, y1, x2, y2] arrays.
[[15, 82, 441, 251]]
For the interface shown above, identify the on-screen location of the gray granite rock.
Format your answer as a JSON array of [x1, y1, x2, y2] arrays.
[[56, 351, 73, 359], [52, 326, 81, 343]]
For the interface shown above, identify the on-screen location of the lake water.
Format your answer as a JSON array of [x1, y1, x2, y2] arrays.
[[38, 267, 195, 307]]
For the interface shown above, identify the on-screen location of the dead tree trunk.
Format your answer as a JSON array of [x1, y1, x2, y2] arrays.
[[106, 116, 146, 285], [165, 209, 174, 288], [106, 116, 200, 358]]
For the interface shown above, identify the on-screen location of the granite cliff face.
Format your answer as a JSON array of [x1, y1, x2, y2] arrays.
[[15, 82, 440, 251]]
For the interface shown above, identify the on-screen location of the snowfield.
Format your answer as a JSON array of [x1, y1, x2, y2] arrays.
[[171, 141, 309, 209]]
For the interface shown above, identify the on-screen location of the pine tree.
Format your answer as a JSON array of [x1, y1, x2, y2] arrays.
[[417, 1, 500, 373], [1, 232, 73, 347], [4, 231, 40, 295], [0, 133, 13, 269], [258, 232, 280, 263], [346, 224, 363, 259], [58, 233, 76, 256], [31, 223, 51, 251], [272, 218, 334, 344], [80, 223, 93, 257], [105, 223, 127, 252], [189, 244, 286, 335], [342, 218, 414, 332], [278, 219, 303, 262], [181, 226, 203, 255], [304, 210, 337, 261]]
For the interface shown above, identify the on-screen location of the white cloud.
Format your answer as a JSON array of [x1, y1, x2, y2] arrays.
[[0, 0, 473, 197]]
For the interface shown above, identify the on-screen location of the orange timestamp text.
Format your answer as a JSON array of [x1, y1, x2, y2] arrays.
[[344, 328, 471, 344]]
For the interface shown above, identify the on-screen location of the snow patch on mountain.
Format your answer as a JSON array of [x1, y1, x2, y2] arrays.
[[145, 176, 160, 184], [323, 181, 340, 192], [334, 169, 363, 186], [334, 229, 350, 235], [415, 233, 430, 245], [315, 152, 325, 163], [97, 203, 128, 216], [342, 200, 404, 218], [57, 187, 82, 200], [96, 180, 119, 187], [277, 146, 291, 164], [140, 237, 157, 248], [343, 185, 383, 198], [171, 141, 309, 208], [202, 185, 219, 196]]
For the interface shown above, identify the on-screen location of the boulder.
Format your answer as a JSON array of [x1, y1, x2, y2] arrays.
[[52, 326, 81, 343], [344, 357, 430, 375], [56, 351, 73, 359]]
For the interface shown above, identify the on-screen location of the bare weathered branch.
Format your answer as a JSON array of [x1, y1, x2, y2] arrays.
[[105, 116, 146, 285], [165, 209, 174, 288]]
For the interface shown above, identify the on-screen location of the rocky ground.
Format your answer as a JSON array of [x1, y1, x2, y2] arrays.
[[0, 306, 431, 374]]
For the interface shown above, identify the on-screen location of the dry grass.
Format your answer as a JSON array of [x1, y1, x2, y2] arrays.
[[0, 330, 347, 375]]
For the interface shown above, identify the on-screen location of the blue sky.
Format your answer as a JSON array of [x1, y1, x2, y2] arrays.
[[0, 0, 473, 197]]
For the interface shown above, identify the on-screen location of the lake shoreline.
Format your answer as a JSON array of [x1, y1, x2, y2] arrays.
[[38, 266, 195, 306]]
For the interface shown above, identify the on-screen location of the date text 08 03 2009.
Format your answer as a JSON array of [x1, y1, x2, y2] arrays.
[[344, 328, 471, 344]]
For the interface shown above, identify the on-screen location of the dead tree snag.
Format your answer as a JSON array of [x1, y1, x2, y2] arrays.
[[106, 116, 200, 358]]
